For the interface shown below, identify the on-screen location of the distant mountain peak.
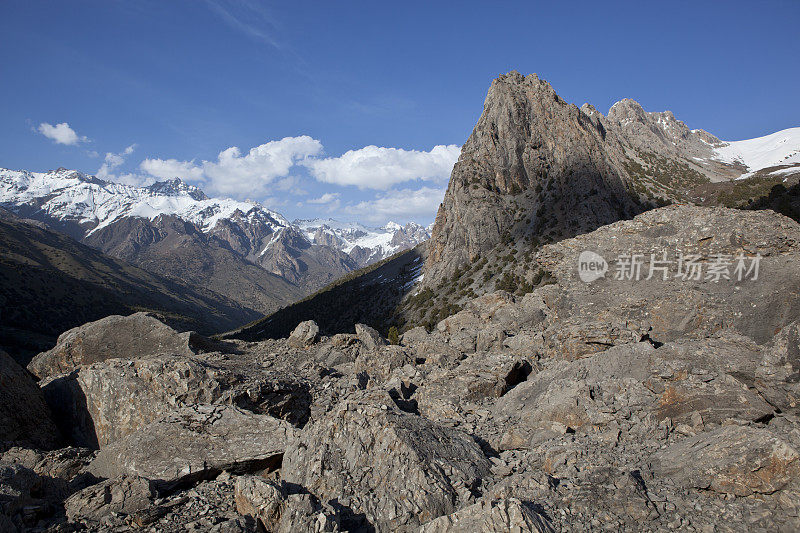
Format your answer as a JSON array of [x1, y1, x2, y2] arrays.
[[147, 178, 209, 201]]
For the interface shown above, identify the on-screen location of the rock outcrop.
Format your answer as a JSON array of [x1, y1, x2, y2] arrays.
[[282, 390, 491, 531], [426, 71, 642, 286]]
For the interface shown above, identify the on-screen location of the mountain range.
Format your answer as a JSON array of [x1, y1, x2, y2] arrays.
[[0, 168, 431, 315]]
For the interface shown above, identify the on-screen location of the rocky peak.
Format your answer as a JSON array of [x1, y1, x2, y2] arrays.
[[607, 98, 648, 123], [425, 70, 640, 286], [693, 128, 725, 147], [147, 178, 209, 201]]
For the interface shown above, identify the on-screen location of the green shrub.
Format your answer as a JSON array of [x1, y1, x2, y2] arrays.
[[387, 326, 400, 345]]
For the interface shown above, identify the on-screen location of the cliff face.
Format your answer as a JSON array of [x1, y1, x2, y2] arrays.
[[426, 72, 642, 285], [423, 71, 772, 291]]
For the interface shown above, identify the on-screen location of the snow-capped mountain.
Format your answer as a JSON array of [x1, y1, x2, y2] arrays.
[[0, 167, 432, 311], [294, 218, 431, 266], [0, 167, 289, 240]]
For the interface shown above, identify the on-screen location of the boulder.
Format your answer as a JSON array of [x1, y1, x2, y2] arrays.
[[355, 323, 387, 351], [277, 493, 340, 532], [756, 321, 800, 414], [289, 320, 320, 348], [234, 476, 285, 528], [534, 206, 800, 345], [28, 312, 207, 379], [88, 405, 294, 490], [354, 344, 416, 384], [0, 349, 60, 450], [282, 390, 491, 532], [415, 353, 532, 424], [64, 475, 154, 523], [652, 425, 800, 496], [41, 353, 311, 448], [41, 355, 226, 448], [418, 498, 552, 533], [234, 476, 340, 532]]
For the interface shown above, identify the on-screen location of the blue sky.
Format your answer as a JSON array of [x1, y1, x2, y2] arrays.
[[1, 0, 798, 225]]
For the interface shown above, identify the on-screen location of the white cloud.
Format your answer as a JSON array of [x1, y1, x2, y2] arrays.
[[140, 157, 205, 182], [304, 144, 460, 190], [140, 136, 322, 199], [97, 144, 137, 180], [307, 192, 340, 204], [37, 122, 88, 145], [344, 186, 446, 224]]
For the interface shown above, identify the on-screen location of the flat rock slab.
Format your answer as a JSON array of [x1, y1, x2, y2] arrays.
[[88, 405, 294, 490], [418, 498, 553, 533], [28, 312, 205, 379], [652, 425, 800, 496]]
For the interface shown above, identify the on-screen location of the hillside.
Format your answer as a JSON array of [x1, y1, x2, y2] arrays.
[[0, 213, 258, 364], [225, 244, 426, 341]]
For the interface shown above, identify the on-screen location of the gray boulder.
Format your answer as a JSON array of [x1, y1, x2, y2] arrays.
[[289, 320, 320, 348], [41, 352, 312, 449], [756, 320, 800, 414], [282, 390, 491, 532], [355, 323, 387, 351], [354, 344, 416, 384], [234, 476, 340, 532], [415, 352, 532, 425], [534, 206, 800, 346], [88, 405, 294, 489], [41, 355, 226, 448], [28, 312, 208, 379], [418, 498, 553, 533], [234, 476, 285, 528], [64, 475, 154, 523], [652, 425, 800, 496]]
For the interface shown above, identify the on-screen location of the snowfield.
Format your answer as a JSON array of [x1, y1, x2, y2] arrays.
[[712, 127, 800, 177]]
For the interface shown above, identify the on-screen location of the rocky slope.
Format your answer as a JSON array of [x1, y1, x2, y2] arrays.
[[0, 213, 256, 364], [2, 205, 800, 532], [227, 244, 426, 342], [0, 168, 430, 311]]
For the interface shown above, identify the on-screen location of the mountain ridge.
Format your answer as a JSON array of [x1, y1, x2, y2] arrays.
[[0, 167, 431, 313]]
